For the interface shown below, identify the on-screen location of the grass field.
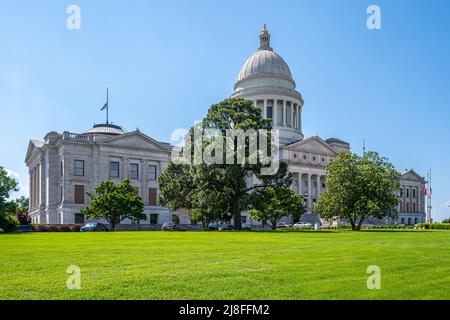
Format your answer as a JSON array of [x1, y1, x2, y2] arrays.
[[1, 230, 449, 300]]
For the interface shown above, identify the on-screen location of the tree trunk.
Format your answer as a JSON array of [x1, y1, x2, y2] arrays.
[[349, 218, 356, 231], [356, 216, 365, 231]]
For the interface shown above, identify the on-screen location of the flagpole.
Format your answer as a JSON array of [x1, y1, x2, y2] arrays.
[[106, 87, 109, 125]]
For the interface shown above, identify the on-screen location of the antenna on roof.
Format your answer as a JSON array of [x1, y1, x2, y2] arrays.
[[100, 87, 109, 124]]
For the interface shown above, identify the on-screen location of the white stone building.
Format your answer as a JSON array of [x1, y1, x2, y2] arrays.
[[25, 25, 425, 227], [25, 124, 173, 226]]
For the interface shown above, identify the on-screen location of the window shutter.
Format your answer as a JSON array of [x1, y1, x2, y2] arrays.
[[148, 188, 157, 206], [74, 185, 85, 204]]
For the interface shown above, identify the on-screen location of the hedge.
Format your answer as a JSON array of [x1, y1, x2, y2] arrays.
[[416, 223, 450, 230]]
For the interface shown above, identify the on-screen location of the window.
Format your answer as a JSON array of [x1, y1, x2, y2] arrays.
[[60, 161, 63, 177], [266, 106, 273, 119], [75, 213, 85, 224], [400, 189, 404, 197], [406, 189, 409, 198], [74, 160, 84, 176], [149, 165, 157, 181], [148, 188, 157, 206], [149, 214, 158, 225], [129, 163, 139, 180], [241, 216, 247, 223], [413, 189, 416, 198], [110, 161, 120, 178], [74, 185, 85, 204], [172, 214, 180, 224]]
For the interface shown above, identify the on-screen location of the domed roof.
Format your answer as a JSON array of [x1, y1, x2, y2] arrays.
[[84, 123, 125, 135], [237, 49, 293, 83]]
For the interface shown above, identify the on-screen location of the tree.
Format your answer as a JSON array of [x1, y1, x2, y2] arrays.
[[442, 218, 450, 224], [249, 186, 305, 230], [0, 166, 19, 232], [158, 98, 292, 229], [81, 179, 145, 231], [13, 196, 29, 214], [316, 151, 401, 231]]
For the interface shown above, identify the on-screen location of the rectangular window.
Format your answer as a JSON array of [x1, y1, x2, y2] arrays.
[[74, 160, 84, 177], [241, 216, 247, 223], [129, 163, 139, 180], [406, 189, 409, 198], [110, 161, 120, 178], [413, 189, 416, 198], [266, 106, 273, 119], [149, 165, 157, 181], [74, 185, 85, 204], [149, 214, 158, 225], [60, 161, 63, 177], [75, 213, 85, 224], [148, 188, 157, 206]]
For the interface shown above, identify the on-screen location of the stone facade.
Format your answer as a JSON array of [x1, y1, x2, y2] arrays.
[[25, 126, 173, 226]]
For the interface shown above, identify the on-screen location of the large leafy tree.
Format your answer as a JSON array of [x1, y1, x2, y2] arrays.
[[81, 179, 145, 231], [158, 98, 292, 229], [249, 186, 305, 230], [316, 151, 401, 231], [0, 166, 19, 232]]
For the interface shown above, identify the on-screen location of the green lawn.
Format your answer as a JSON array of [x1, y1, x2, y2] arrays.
[[0, 230, 449, 300]]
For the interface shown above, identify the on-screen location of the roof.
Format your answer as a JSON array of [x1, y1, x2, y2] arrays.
[[83, 124, 125, 135]]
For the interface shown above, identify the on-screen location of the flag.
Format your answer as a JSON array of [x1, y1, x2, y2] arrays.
[[100, 102, 108, 111]]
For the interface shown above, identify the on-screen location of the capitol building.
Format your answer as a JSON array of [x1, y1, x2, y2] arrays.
[[25, 26, 426, 227]]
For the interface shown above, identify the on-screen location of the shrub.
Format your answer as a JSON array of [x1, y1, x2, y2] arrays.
[[0, 214, 19, 233], [36, 225, 49, 232], [416, 223, 450, 230], [59, 225, 72, 232], [71, 225, 81, 232], [48, 225, 59, 232]]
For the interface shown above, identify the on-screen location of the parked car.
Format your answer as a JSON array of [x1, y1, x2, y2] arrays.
[[162, 222, 175, 231], [16, 225, 34, 233], [175, 224, 188, 231], [207, 223, 219, 231], [293, 222, 313, 229], [276, 222, 291, 229], [80, 222, 108, 232], [241, 223, 252, 231], [219, 224, 234, 231]]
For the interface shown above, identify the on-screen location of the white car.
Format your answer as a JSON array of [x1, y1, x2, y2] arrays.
[[293, 222, 313, 229]]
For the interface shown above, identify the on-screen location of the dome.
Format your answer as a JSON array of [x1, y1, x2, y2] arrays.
[[237, 50, 293, 83], [83, 123, 125, 135]]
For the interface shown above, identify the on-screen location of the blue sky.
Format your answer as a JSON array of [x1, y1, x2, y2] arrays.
[[1, 0, 449, 221]]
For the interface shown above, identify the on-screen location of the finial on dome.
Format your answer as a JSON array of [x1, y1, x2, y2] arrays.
[[259, 24, 272, 51]]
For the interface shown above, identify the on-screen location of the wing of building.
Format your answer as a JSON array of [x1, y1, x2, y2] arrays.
[[24, 25, 426, 228]]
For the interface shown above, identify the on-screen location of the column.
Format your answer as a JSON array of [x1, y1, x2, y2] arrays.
[[273, 100, 278, 125], [307, 173, 312, 212], [283, 100, 287, 126], [316, 175, 321, 198], [299, 106, 302, 132], [291, 103, 294, 127], [141, 160, 148, 204], [123, 157, 129, 179], [263, 100, 267, 119], [298, 172, 302, 195]]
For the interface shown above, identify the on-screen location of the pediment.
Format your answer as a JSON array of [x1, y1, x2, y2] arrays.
[[25, 140, 44, 163], [101, 131, 171, 153], [401, 170, 425, 183], [284, 136, 338, 156]]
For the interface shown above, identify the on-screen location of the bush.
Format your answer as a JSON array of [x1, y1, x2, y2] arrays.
[[0, 214, 19, 233], [71, 225, 81, 232], [48, 225, 59, 232], [36, 225, 49, 232], [59, 225, 72, 232], [416, 223, 450, 230]]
